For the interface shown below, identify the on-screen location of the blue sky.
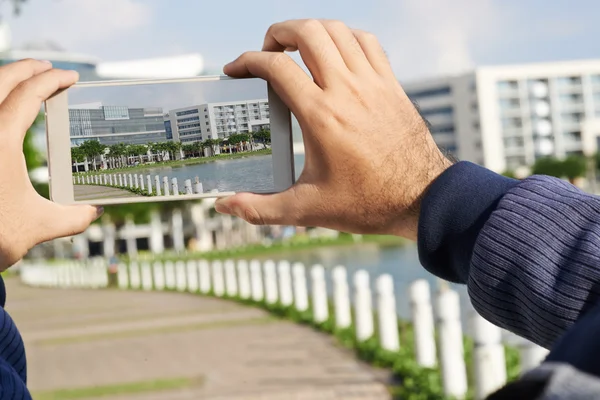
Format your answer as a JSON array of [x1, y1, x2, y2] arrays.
[[4, 0, 600, 81]]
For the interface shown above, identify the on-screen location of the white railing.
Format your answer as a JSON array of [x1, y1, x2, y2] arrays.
[[19, 259, 549, 400]]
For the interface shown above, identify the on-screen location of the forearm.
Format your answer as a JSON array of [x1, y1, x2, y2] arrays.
[[418, 161, 600, 348]]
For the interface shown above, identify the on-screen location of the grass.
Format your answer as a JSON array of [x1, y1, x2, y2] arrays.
[[129, 233, 405, 263], [32, 376, 204, 400], [76, 148, 273, 175], [37, 316, 276, 346]]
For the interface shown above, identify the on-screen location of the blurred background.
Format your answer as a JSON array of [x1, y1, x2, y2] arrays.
[[3, 0, 600, 399]]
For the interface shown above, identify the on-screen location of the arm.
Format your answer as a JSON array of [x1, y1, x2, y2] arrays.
[[418, 160, 600, 349]]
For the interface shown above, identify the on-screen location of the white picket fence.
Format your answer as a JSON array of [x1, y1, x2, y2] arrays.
[[19, 259, 549, 400], [74, 173, 208, 196]]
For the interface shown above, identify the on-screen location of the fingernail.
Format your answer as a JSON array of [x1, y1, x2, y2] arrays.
[[40, 60, 52, 65], [214, 201, 232, 215], [94, 206, 104, 220]]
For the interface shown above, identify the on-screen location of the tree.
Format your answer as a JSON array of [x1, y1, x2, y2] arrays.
[[78, 140, 106, 171], [562, 155, 587, 184], [253, 129, 271, 149], [202, 138, 220, 156], [182, 144, 195, 157], [70, 147, 85, 171], [531, 157, 563, 178]]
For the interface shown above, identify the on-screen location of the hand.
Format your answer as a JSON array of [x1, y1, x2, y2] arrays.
[[0, 59, 103, 270], [215, 19, 452, 240]]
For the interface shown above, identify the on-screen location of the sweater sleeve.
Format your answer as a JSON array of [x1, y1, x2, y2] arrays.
[[418, 161, 600, 349]]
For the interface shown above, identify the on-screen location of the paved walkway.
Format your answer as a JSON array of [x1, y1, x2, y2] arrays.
[[5, 278, 391, 399], [74, 185, 141, 201]]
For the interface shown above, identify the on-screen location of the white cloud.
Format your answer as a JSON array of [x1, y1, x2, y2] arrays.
[[372, 0, 509, 81], [6, 0, 153, 53]]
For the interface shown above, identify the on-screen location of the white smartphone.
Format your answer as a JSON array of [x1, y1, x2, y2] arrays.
[[44, 76, 295, 206]]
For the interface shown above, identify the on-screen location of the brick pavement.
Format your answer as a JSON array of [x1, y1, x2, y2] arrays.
[[4, 278, 391, 399]]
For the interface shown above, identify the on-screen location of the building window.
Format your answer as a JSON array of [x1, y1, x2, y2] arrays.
[[420, 106, 453, 119], [499, 98, 520, 110], [103, 106, 129, 120], [497, 80, 518, 92], [502, 117, 522, 129], [556, 76, 582, 86], [406, 87, 451, 101], [176, 109, 199, 117], [504, 137, 524, 148], [178, 116, 199, 123]]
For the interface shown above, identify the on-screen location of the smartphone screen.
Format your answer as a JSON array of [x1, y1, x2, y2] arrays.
[[62, 77, 287, 203]]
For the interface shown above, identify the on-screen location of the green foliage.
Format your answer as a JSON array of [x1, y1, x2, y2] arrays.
[[23, 114, 44, 171], [252, 129, 271, 148], [227, 133, 250, 146], [501, 170, 517, 179], [532, 155, 587, 183], [531, 157, 564, 178], [561, 155, 587, 182]]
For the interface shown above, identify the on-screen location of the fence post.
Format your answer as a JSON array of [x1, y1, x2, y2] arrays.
[[194, 177, 203, 194], [292, 262, 309, 312], [237, 260, 251, 300], [175, 261, 187, 292], [263, 260, 278, 305], [224, 259, 238, 297], [147, 175, 153, 195], [277, 261, 293, 307], [155, 175, 162, 196], [163, 176, 170, 195], [184, 179, 193, 195], [471, 312, 507, 400], [164, 261, 176, 290], [141, 262, 153, 291], [171, 209, 185, 252], [152, 261, 165, 290], [332, 265, 352, 329], [376, 274, 400, 352], [354, 270, 374, 342], [150, 210, 164, 254], [519, 341, 549, 375], [199, 260, 211, 294], [134, 174, 139, 189], [117, 263, 129, 289], [311, 264, 329, 324], [109, 174, 113, 186], [211, 260, 225, 297], [250, 260, 264, 301], [186, 260, 199, 292], [118, 174, 123, 186], [128, 262, 141, 289], [409, 280, 437, 367], [128, 174, 133, 188], [436, 289, 468, 399], [139, 174, 145, 191], [171, 178, 179, 195]]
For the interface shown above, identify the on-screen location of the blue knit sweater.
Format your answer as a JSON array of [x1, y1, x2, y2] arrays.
[[2, 160, 600, 398], [420, 161, 600, 398]]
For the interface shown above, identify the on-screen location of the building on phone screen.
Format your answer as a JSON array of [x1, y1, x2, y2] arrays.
[[164, 99, 270, 144]]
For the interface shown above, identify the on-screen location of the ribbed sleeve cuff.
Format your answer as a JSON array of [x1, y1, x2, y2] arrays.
[[417, 161, 519, 283]]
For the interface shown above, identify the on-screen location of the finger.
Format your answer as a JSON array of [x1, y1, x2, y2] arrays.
[[224, 51, 320, 116], [0, 68, 79, 143], [261, 19, 349, 88], [0, 59, 53, 103], [351, 29, 396, 78], [318, 20, 373, 74], [214, 188, 307, 226], [31, 202, 103, 244]]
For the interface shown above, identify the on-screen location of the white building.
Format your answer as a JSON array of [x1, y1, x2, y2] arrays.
[[403, 59, 600, 173], [164, 99, 270, 144]]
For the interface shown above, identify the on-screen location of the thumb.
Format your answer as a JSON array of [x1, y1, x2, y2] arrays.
[[214, 188, 303, 226], [32, 202, 104, 244]]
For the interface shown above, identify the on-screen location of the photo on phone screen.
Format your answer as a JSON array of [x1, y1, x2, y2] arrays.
[[68, 78, 276, 202]]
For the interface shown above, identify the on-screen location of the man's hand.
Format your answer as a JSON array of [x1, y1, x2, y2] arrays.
[[0, 59, 103, 270], [215, 19, 452, 240]]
